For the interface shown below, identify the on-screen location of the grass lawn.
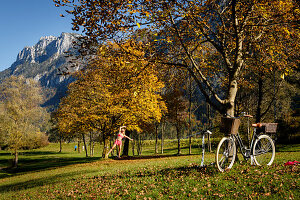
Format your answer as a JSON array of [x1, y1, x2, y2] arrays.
[[0, 141, 299, 199]]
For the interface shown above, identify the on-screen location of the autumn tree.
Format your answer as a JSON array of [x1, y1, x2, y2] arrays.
[[235, 0, 299, 122], [55, 40, 166, 158], [54, 0, 299, 117], [0, 76, 49, 167]]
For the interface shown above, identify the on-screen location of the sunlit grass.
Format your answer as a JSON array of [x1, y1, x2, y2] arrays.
[[0, 142, 299, 199]]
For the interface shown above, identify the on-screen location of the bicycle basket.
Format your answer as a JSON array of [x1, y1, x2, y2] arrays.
[[260, 123, 278, 134], [220, 117, 241, 135]]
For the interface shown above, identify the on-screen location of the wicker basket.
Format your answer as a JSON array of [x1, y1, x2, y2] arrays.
[[260, 123, 278, 134], [220, 117, 241, 135]]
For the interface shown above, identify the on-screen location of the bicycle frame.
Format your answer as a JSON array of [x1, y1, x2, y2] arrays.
[[231, 127, 259, 160]]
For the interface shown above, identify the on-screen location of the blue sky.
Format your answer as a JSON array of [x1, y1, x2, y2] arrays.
[[0, 0, 79, 72]]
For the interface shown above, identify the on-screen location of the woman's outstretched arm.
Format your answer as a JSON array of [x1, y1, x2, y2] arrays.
[[124, 135, 133, 141]]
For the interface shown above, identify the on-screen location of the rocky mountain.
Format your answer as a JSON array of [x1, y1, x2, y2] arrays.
[[0, 32, 81, 110]]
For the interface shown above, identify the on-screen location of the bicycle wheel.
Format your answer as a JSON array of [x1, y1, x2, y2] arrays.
[[253, 134, 275, 166], [216, 137, 236, 172]]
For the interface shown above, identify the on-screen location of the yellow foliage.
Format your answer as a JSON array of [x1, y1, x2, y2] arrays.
[[55, 39, 166, 137]]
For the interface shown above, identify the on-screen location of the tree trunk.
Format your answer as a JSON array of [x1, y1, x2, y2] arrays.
[[92, 141, 95, 157], [256, 75, 263, 123], [189, 136, 192, 155], [132, 135, 135, 156], [123, 131, 131, 156], [103, 135, 110, 158], [177, 125, 181, 155], [59, 133, 62, 153], [137, 134, 142, 155], [13, 149, 18, 168], [207, 104, 212, 152], [155, 125, 158, 154], [82, 133, 88, 157], [90, 132, 93, 157], [188, 75, 192, 154], [226, 79, 238, 116], [226, 78, 238, 161], [161, 122, 165, 154]]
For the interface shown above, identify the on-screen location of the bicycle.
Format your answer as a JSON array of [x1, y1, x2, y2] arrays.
[[215, 112, 277, 172]]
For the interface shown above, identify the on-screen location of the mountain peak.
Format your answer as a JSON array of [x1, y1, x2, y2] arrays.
[[16, 32, 79, 65], [39, 35, 56, 41]]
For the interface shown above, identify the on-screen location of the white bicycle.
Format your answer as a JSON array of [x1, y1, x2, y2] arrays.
[[216, 113, 276, 172]]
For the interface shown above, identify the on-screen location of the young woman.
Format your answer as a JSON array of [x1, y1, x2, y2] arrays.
[[106, 126, 133, 158]]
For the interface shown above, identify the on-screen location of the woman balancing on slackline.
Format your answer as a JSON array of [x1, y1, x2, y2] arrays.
[[106, 126, 133, 158]]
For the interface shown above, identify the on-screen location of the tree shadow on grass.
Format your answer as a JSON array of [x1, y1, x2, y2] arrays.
[[0, 151, 64, 156], [0, 151, 69, 169], [0, 156, 100, 179], [151, 164, 218, 177], [141, 145, 214, 155], [0, 168, 100, 194], [90, 163, 218, 183], [21, 151, 68, 156]]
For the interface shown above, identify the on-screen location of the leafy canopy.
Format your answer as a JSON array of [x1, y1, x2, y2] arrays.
[[54, 0, 299, 115], [55, 39, 167, 136]]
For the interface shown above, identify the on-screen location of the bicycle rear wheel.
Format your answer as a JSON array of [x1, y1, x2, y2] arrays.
[[253, 134, 275, 166], [216, 137, 236, 172]]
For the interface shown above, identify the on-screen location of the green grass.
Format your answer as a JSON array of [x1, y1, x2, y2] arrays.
[[0, 141, 299, 199]]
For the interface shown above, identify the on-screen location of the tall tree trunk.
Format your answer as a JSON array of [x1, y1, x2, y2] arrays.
[[161, 122, 165, 154], [189, 135, 192, 155], [137, 133, 142, 155], [177, 125, 181, 155], [273, 70, 277, 121], [227, 77, 238, 161], [92, 141, 95, 157], [103, 134, 110, 158], [59, 133, 62, 153], [82, 133, 88, 157], [226, 79, 238, 116], [13, 149, 18, 168], [155, 125, 158, 154], [89, 132, 93, 157], [207, 104, 212, 152], [256, 75, 263, 123], [122, 131, 131, 156], [188, 75, 192, 155], [132, 134, 135, 156]]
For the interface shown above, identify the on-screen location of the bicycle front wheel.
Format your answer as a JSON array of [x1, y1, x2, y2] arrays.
[[216, 137, 236, 172], [253, 134, 275, 166]]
